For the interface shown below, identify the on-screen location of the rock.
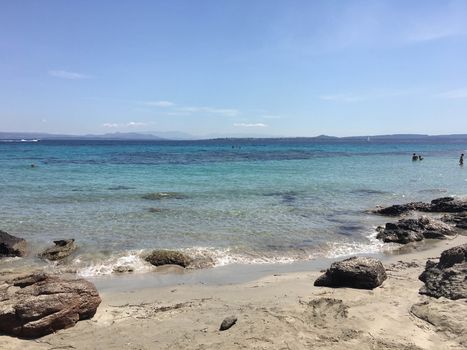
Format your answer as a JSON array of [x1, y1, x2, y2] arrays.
[[373, 197, 467, 216], [376, 216, 455, 244], [430, 197, 467, 213], [314, 256, 387, 289], [38, 239, 77, 261], [186, 256, 215, 269], [219, 316, 237, 331], [144, 250, 193, 268], [0, 230, 27, 257], [419, 244, 467, 300], [373, 202, 430, 216], [441, 212, 467, 229], [0, 273, 101, 338], [142, 192, 187, 200], [113, 265, 134, 273], [411, 299, 467, 347]]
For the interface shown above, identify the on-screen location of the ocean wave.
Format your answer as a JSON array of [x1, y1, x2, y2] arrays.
[[65, 235, 390, 277], [325, 229, 393, 258], [74, 250, 153, 277]]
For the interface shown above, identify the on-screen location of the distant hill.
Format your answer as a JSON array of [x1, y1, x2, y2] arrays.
[[1, 131, 467, 143]]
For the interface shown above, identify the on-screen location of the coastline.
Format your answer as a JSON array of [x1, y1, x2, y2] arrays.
[[2, 235, 466, 350]]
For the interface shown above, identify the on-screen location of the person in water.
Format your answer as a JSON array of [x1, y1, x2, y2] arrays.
[[412, 153, 419, 161], [460, 153, 464, 166], [418, 154, 424, 161]]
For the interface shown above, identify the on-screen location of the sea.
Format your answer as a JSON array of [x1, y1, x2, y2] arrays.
[[1, 139, 466, 278]]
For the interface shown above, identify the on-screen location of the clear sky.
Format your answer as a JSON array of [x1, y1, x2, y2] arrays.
[[1, 0, 467, 137]]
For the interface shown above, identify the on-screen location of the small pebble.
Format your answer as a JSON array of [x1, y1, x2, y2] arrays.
[[219, 316, 237, 331]]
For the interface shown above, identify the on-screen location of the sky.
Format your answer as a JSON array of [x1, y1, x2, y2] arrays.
[[1, 0, 467, 137]]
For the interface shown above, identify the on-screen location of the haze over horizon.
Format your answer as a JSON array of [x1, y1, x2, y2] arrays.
[[1, 1, 467, 137]]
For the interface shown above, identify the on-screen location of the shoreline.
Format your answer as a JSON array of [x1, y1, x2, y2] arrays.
[[2, 234, 466, 349]]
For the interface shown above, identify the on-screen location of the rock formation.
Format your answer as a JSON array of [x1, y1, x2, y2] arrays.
[[419, 244, 467, 300], [376, 216, 455, 244], [314, 256, 387, 289], [0, 273, 101, 338], [0, 230, 27, 257], [144, 249, 193, 268], [39, 239, 77, 261]]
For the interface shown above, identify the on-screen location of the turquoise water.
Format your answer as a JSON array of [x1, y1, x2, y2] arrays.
[[1, 140, 466, 275]]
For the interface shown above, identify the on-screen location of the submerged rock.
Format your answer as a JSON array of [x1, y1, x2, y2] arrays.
[[0, 273, 101, 338], [373, 202, 430, 216], [0, 230, 27, 257], [314, 256, 387, 289], [142, 192, 187, 200], [187, 255, 215, 269], [376, 216, 455, 244], [144, 250, 193, 268], [374, 197, 467, 216], [39, 239, 77, 261], [419, 244, 467, 300], [113, 265, 134, 273], [219, 316, 237, 331]]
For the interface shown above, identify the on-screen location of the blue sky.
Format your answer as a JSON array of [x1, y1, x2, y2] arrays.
[[1, 0, 467, 137]]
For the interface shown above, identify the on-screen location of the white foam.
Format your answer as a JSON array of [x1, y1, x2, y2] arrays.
[[181, 246, 302, 266], [75, 250, 153, 277], [325, 229, 395, 258]]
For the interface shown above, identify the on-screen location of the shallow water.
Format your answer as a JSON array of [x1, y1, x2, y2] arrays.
[[1, 139, 466, 276]]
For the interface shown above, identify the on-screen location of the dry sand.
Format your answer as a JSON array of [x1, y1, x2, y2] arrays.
[[2, 236, 466, 350]]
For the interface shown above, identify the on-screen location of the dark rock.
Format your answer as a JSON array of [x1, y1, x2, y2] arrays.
[[376, 216, 455, 244], [219, 316, 237, 331], [39, 239, 77, 261], [419, 244, 467, 300], [314, 256, 387, 289], [0, 273, 101, 338], [107, 185, 133, 190], [373, 202, 430, 216], [441, 212, 467, 229], [144, 250, 193, 268], [142, 192, 187, 200], [0, 230, 27, 257], [429, 197, 467, 212]]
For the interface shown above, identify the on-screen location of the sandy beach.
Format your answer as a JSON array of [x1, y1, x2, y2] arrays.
[[2, 235, 466, 350]]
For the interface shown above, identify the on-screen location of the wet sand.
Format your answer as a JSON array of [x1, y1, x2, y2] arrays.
[[2, 235, 466, 350]]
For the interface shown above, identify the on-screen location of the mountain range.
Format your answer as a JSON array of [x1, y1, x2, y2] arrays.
[[2, 131, 467, 143]]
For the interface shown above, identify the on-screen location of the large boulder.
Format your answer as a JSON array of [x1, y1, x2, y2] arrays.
[[144, 250, 193, 268], [314, 256, 387, 289], [39, 239, 77, 261], [0, 273, 101, 338], [376, 216, 455, 244], [0, 230, 27, 257], [419, 244, 467, 300], [373, 202, 429, 216]]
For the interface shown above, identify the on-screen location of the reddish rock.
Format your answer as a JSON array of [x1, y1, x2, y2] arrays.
[[0, 273, 101, 338], [0, 230, 27, 257]]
